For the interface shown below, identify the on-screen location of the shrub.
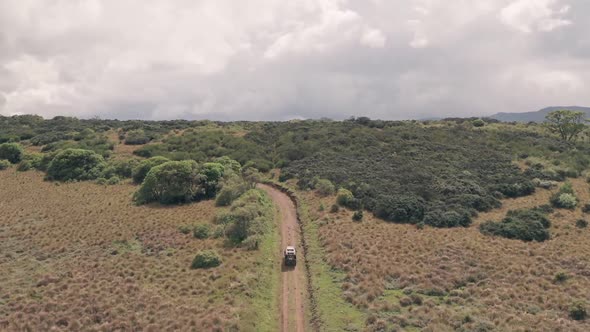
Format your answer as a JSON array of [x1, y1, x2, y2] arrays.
[[495, 181, 535, 198], [375, 195, 425, 223], [134, 160, 206, 205], [242, 235, 262, 250], [0, 159, 11, 170], [336, 188, 354, 206], [555, 193, 577, 209], [316, 179, 336, 196], [124, 129, 150, 145], [16, 160, 32, 172], [178, 225, 192, 234], [330, 204, 339, 213], [95, 178, 108, 185], [480, 207, 551, 242], [132, 156, 170, 184], [193, 224, 211, 239], [191, 250, 221, 269], [46, 149, 106, 181], [569, 301, 587, 321], [550, 182, 577, 209], [423, 209, 472, 228], [217, 189, 273, 244], [104, 158, 140, 178], [583, 204, 590, 213], [576, 219, 588, 228], [472, 119, 485, 127], [107, 176, 120, 185], [201, 162, 226, 198], [0, 143, 24, 163], [554, 271, 569, 283], [352, 210, 363, 222]]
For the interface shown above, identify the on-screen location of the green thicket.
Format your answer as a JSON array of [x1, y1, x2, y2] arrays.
[[134, 161, 211, 204], [0, 159, 11, 170], [479, 207, 552, 242], [550, 182, 578, 209], [132, 156, 170, 183], [215, 189, 274, 249], [191, 250, 222, 269], [46, 149, 106, 181], [0, 143, 24, 164], [4, 115, 590, 228], [124, 129, 151, 145]]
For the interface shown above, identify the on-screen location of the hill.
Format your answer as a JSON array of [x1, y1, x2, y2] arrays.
[[490, 106, 590, 123]]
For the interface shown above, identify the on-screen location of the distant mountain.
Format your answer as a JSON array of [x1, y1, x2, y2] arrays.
[[490, 106, 590, 123]]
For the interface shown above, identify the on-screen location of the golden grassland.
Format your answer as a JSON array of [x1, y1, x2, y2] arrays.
[[0, 170, 278, 331], [304, 178, 590, 331]]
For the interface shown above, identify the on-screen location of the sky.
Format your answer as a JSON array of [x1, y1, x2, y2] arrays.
[[0, 0, 589, 121]]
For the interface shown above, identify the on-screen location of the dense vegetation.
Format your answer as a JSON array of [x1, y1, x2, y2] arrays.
[[4, 114, 590, 228], [480, 207, 552, 241]]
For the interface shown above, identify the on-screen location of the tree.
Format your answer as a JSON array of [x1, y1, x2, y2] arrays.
[[545, 110, 586, 142], [134, 160, 206, 204], [124, 129, 150, 145], [46, 149, 106, 181], [131, 156, 170, 183], [0, 143, 24, 164]]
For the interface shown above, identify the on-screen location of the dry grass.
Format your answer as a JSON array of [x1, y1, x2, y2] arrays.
[[0, 170, 270, 331], [306, 178, 590, 331]]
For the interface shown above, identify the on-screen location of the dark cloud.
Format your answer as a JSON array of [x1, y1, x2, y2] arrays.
[[0, 0, 588, 120]]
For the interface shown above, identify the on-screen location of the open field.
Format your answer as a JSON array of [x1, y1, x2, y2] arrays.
[[306, 178, 590, 331], [0, 170, 279, 331]]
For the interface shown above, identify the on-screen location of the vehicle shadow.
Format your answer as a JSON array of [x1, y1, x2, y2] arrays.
[[281, 263, 295, 272]]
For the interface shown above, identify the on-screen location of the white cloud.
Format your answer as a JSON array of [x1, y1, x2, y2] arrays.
[[0, 0, 588, 120], [360, 28, 387, 48], [500, 0, 572, 33]]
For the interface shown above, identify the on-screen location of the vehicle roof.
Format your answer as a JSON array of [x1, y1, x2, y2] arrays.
[[286, 246, 296, 250]]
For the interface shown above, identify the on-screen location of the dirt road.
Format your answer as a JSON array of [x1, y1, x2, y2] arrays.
[[258, 184, 306, 332]]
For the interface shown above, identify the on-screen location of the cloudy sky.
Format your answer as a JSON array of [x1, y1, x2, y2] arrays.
[[0, 0, 588, 120]]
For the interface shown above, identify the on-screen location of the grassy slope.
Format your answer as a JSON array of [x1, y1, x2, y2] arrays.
[[238, 189, 281, 332]]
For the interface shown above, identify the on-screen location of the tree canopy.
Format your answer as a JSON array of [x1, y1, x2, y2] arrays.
[[544, 110, 586, 142]]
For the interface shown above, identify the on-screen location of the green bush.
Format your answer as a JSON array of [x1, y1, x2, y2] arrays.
[[216, 189, 273, 245], [107, 176, 120, 185], [569, 301, 587, 321], [0, 159, 11, 170], [375, 195, 425, 223], [132, 156, 170, 183], [423, 209, 471, 228], [215, 175, 249, 207], [576, 219, 588, 228], [472, 119, 485, 127], [46, 149, 106, 181], [316, 179, 336, 196], [16, 160, 32, 172], [550, 182, 577, 209], [0, 143, 24, 164], [479, 207, 551, 242], [124, 129, 151, 145], [352, 210, 363, 222], [134, 160, 206, 205], [103, 158, 140, 178], [330, 204, 339, 213], [242, 235, 262, 250], [554, 271, 569, 283], [178, 225, 192, 234], [191, 250, 221, 269], [193, 224, 211, 239], [95, 178, 108, 185], [336, 188, 354, 206], [556, 193, 577, 209]]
